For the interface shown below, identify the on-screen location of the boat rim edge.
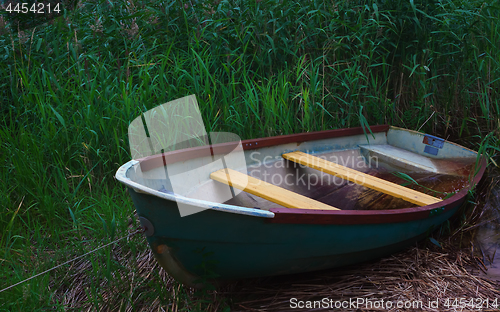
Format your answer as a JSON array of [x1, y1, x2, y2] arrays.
[[115, 159, 276, 218], [115, 126, 487, 219]]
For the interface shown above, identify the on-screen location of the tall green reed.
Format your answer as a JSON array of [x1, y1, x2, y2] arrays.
[[0, 0, 499, 309]]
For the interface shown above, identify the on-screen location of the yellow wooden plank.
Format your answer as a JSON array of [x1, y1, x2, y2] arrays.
[[210, 168, 340, 210], [282, 151, 442, 206]]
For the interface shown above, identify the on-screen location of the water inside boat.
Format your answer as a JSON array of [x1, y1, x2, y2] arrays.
[[219, 148, 478, 211]]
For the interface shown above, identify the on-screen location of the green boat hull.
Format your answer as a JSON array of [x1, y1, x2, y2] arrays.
[[130, 189, 461, 283]]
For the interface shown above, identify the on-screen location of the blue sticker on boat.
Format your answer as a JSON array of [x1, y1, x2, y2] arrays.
[[423, 135, 444, 155], [423, 135, 444, 148], [424, 145, 439, 155]]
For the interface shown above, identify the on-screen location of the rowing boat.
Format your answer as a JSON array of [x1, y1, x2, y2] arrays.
[[116, 98, 485, 287]]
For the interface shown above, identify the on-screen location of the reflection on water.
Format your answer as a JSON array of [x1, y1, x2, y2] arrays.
[[224, 154, 478, 210], [318, 162, 475, 210], [474, 172, 500, 280]]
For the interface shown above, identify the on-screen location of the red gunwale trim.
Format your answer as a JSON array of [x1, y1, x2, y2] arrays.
[[238, 124, 389, 150], [266, 157, 487, 225], [138, 125, 390, 172]]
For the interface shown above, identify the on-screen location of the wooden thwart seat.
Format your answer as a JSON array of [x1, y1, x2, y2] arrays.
[[210, 168, 340, 210], [282, 151, 442, 206]]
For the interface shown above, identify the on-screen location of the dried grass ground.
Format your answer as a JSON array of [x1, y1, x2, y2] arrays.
[[53, 237, 499, 311], [227, 246, 500, 311]]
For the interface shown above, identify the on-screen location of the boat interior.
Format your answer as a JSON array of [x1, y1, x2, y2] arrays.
[[128, 128, 479, 211]]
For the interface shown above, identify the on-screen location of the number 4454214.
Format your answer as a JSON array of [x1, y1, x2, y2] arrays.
[[443, 298, 498, 309], [5, 3, 61, 14]]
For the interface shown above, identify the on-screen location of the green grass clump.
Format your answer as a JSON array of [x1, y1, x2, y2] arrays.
[[0, 0, 499, 309]]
